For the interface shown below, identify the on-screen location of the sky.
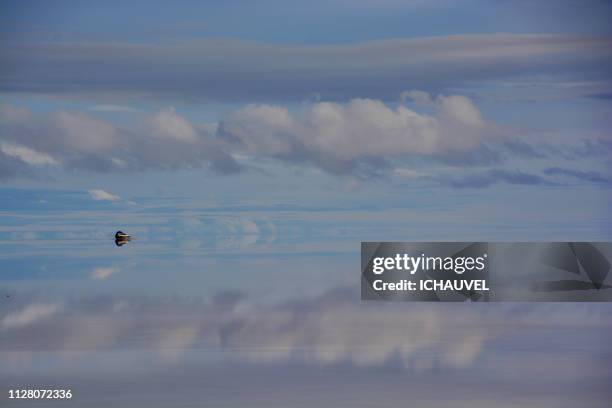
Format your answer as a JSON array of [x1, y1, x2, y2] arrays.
[[1, 0, 612, 200], [1, 1, 612, 407]]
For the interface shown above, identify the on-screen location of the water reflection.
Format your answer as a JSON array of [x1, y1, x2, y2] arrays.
[[2, 286, 611, 407], [114, 231, 131, 247], [1, 202, 611, 407]]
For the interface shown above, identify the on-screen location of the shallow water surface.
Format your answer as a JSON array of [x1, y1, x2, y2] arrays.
[[1, 192, 611, 407]]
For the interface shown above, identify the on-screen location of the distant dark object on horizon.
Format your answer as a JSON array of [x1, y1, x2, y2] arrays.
[[115, 230, 131, 247]]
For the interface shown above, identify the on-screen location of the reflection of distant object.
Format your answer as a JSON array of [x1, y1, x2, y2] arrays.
[[115, 238, 129, 247], [115, 230, 131, 247]]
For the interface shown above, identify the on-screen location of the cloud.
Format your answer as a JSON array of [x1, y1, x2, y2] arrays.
[[0, 292, 487, 368], [0, 103, 240, 177], [0, 142, 60, 166], [1, 303, 62, 329], [89, 189, 121, 202], [439, 169, 556, 189], [2, 35, 611, 101], [0, 96, 606, 183], [543, 167, 612, 186], [2, 290, 610, 374], [217, 301, 486, 369], [218, 95, 493, 175], [146, 107, 198, 143]]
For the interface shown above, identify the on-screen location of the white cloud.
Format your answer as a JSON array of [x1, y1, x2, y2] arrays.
[[1, 303, 62, 329], [438, 94, 484, 128], [1, 93, 597, 181], [218, 93, 492, 172], [147, 107, 198, 143], [0, 142, 60, 166], [51, 110, 118, 153], [2, 292, 610, 375], [1, 103, 242, 178], [89, 189, 121, 202]]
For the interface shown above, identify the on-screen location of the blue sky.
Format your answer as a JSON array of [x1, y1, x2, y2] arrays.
[[3, 0, 612, 42], [1, 2, 612, 407]]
